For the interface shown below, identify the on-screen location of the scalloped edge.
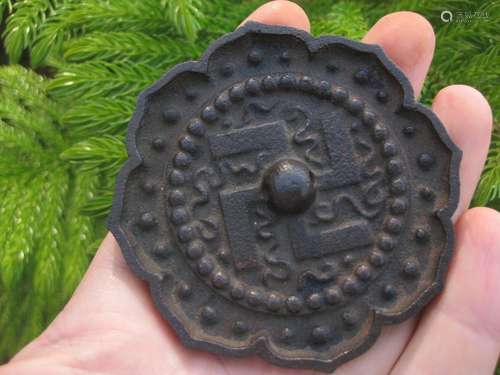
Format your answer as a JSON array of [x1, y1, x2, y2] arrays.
[[108, 22, 461, 373]]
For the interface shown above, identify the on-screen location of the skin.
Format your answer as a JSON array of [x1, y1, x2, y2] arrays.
[[2, 2, 499, 374]]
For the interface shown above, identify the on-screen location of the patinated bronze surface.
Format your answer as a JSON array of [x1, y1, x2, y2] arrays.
[[109, 22, 460, 372]]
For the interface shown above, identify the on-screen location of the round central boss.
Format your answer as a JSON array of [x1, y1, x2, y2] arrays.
[[263, 159, 316, 214]]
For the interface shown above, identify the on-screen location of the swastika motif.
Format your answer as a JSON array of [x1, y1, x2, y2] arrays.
[[109, 23, 460, 373]]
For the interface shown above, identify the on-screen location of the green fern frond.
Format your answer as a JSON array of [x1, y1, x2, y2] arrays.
[[63, 31, 203, 65], [0, 0, 13, 23], [80, 188, 114, 218], [60, 135, 127, 175], [3, 0, 63, 63], [48, 61, 163, 100], [32, 167, 69, 316], [61, 170, 99, 298], [62, 98, 135, 139], [164, 0, 203, 41], [0, 173, 46, 287], [474, 129, 500, 207], [312, 1, 368, 39]]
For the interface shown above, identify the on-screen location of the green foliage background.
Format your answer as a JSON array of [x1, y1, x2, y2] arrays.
[[0, 0, 498, 364]]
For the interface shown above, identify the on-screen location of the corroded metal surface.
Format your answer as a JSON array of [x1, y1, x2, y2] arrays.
[[109, 22, 460, 372]]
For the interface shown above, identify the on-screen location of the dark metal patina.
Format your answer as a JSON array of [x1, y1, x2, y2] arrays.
[[109, 22, 460, 372]]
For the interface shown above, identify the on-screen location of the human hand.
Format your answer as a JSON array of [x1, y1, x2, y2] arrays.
[[2, 1, 498, 374]]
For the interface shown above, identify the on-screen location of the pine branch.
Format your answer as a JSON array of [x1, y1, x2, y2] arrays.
[[47, 61, 163, 100], [60, 135, 127, 175], [31, 0, 176, 67], [32, 167, 69, 317], [0, 0, 13, 24], [474, 128, 500, 207], [3, 0, 63, 63], [61, 170, 99, 299], [0, 173, 47, 287], [312, 1, 368, 39], [63, 31, 203, 65], [62, 98, 135, 139], [164, 0, 204, 41]]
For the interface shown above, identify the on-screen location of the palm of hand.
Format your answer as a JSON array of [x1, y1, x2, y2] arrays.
[[3, 2, 499, 375]]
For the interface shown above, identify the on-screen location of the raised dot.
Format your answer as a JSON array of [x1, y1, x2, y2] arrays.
[[376, 90, 389, 103], [362, 111, 377, 127], [247, 49, 262, 65], [355, 264, 372, 281], [331, 86, 348, 103], [138, 212, 156, 230], [342, 310, 358, 327], [403, 126, 416, 137], [245, 78, 260, 95], [342, 277, 359, 295], [177, 282, 192, 299], [279, 51, 291, 63], [386, 159, 402, 176], [179, 136, 197, 155], [197, 257, 214, 276], [187, 119, 206, 137], [382, 284, 397, 300], [350, 121, 361, 132], [415, 227, 430, 243], [186, 240, 204, 259], [201, 106, 217, 123], [373, 123, 387, 142], [222, 119, 232, 128], [298, 76, 314, 93], [386, 218, 403, 234], [343, 254, 354, 266], [326, 61, 337, 72], [233, 321, 248, 335], [214, 93, 230, 112], [306, 293, 323, 310], [383, 142, 397, 157], [419, 187, 436, 201], [324, 287, 342, 305], [173, 152, 191, 168], [220, 63, 234, 77], [346, 97, 363, 114], [354, 68, 370, 84], [418, 153, 435, 170], [185, 89, 197, 101], [142, 180, 155, 194], [171, 207, 189, 225], [162, 108, 179, 124], [266, 293, 284, 312], [278, 73, 296, 89], [247, 290, 264, 306], [391, 178, 407, 195], [230, 285, 245, 300], [378, 235, 396, 251], [177, 225, 194, 243], [153, 242, 169, 258], [403, 259, 420, 278], [280, 327, 295, 343], [212, 271, 229, 289], [152, 137, 166, 151], [315, 80, 331, 98], [390, 198, 407, 214], [169, 190, 185, 206], [311, 326, 330, 345], [369, 251, 386, 267], [261, 75, 277, 91], [201, 306, 217, 325], [286, 296, 303, 313], [229, 84, 245, 102]]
